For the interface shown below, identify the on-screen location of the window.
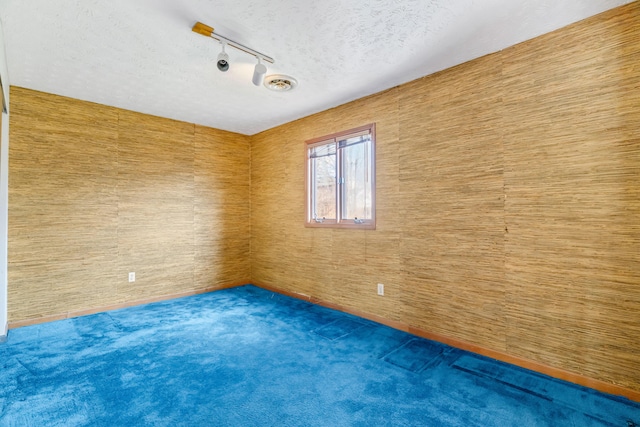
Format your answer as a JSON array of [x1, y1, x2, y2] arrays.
[[305, 123, 375, 229]]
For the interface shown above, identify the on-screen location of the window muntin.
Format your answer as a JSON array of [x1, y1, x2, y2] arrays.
[[306, 124, 375, 229]]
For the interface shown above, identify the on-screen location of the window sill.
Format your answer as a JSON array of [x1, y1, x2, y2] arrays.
[[305, 221, 376, 230]]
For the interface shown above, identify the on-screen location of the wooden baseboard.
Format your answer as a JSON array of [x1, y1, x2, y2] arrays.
[[7, 282, 247, 329], [253, 282, 640, 403]]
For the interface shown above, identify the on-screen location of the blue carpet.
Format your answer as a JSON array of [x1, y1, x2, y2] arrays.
[[383, 339, 443, 373], [314, 318, 366, 340], [0, 285, 638, 426]]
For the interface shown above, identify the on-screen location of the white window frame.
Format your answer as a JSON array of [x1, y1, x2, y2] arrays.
[[305, 123, 376, 229]]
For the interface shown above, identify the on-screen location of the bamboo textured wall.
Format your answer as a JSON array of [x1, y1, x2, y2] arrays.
[[251, 3, 640, 392], [8, 87, 250, 322]]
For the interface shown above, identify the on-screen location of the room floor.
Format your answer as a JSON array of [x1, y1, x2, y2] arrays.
[[1, 285, 638, 426]]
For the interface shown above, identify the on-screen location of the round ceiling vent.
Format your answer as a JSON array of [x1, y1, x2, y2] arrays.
[[264, 75, 298, 92]]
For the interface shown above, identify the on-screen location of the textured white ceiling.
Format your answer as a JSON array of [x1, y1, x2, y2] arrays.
[[0, 0, 633, 135]]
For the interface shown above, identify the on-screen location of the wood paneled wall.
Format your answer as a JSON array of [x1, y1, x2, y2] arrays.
[[8, 87, 250, 322], [250, 2, 640, 392]]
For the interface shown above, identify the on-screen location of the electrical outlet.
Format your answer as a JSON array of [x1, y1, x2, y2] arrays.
[[377, 283, 384, 296], [128, 272, 135, 282]]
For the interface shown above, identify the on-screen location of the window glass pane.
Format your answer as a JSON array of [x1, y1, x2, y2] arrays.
[[309, 141, 336, 158], [341, 136, 372, 220], [338, 133, 368, 148], [311, 143, 336, 220]]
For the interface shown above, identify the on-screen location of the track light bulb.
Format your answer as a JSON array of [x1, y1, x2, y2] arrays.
[[217, 43, 229, 72], [252, 60, 267, 86]]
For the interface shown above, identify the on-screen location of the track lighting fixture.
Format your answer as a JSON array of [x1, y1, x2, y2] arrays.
[[217, 42, 229, 72], [252, 58, 267, 86], [193, 21, 285, 88]]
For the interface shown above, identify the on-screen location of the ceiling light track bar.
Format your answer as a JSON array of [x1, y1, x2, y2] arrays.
[[192, 21, 274, 64]]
